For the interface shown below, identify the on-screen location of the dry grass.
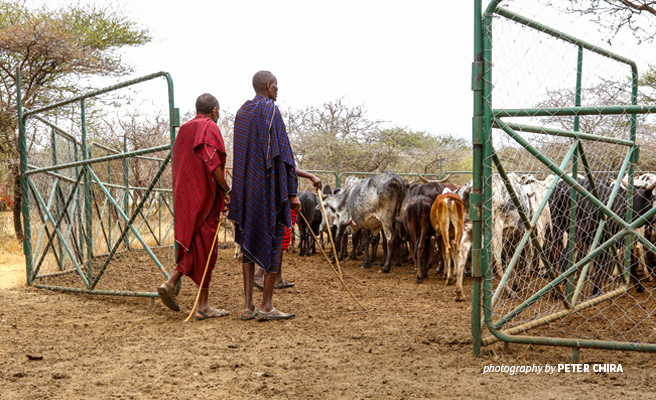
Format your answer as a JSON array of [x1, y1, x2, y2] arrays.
[[0, 211, 26, 288]]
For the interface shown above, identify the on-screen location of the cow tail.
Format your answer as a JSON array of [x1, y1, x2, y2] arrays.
[[393, 176, 406, 221], [413, 229, 421, 261]]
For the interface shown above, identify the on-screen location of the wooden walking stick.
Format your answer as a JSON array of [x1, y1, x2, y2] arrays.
[[316, 189, 343, 279], [298, 210, 367, 311], [185, 213, 223, 322]]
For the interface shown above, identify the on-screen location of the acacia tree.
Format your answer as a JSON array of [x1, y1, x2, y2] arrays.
[[0, 1, 150, 240], [542, 0, 656, 43], [283, 98, 471, 181]]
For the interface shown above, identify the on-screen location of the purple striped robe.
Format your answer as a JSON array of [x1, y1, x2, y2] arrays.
[[229, 96, 298, 272]]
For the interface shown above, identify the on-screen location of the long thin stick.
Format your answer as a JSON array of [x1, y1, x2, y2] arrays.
[[185, 214, 223, 322], [316, 189, 343, 279], [298, 208, 367, 311]]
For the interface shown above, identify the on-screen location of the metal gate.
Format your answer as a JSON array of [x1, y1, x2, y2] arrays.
[[472, 1, 656, 356], [18, 71, 179, 297]]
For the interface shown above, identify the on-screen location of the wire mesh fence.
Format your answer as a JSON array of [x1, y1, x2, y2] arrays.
[[19, 73, 181, 296], [477, 1, 656, 352]]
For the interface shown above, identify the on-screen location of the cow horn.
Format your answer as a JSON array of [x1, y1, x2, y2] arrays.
[[417, 173, 430, 183], [647, 181, 656, 191], [436, 174, 450, 183], [621, 175, 629, 188]]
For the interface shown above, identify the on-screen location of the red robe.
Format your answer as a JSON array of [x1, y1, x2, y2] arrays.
[[172, 115, 226, 289]]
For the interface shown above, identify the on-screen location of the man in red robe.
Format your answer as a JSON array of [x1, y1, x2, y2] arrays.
[[157, 93, 231, 320]]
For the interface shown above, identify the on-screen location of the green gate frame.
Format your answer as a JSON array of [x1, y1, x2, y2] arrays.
[[472, 1, 656, 356], [17, 71, 180, 297]]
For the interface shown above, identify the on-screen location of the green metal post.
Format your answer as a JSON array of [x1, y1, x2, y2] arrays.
[[471, 0, 484, 357], [567, 45, 584, 301], [16, 68, 34, 285], [482, 3, 496, 337], [165, 74, 177, 266], [74, 142, 83, 263], [51, 128, 64, 271], [158, 160, 162, 244], [123, 133, 130, 250], [624, 64, 639, 285], [108, 150, 112, 251], [81, 100, 93, 282]]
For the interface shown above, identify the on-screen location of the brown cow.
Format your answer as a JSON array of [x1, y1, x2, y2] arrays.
[[403, 194, 435, 283], [430, 191, 466, 302]]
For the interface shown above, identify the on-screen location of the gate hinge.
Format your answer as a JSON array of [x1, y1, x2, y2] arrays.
[[172, 108, 181, 128], [471, 248, 483, 277], [472, 117, 483, 145], [471, 61, 483, 92], [632, 146, 640, 164], [469, 191, 482, 222]]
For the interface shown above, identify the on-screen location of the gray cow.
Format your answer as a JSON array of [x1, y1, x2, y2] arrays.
[[341, 171, 406, 272]]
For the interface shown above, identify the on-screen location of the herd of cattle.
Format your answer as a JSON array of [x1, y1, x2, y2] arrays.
[[286, 171, 656, 302]]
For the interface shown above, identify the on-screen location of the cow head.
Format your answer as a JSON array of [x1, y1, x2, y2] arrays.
[[633, 181, 656, 218]]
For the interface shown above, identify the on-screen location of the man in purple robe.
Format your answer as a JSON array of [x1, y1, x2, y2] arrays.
[[230, 71, 301, 321]]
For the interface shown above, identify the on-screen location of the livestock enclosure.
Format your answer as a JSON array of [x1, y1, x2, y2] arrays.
[[14, 0, 656, 364], [473, 1, 656, 357]]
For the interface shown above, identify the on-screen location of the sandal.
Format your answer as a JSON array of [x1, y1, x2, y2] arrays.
[[275, 280, 296, 289], [157, 283, 180, 312], [240, 308, 259, 321], [256, 308, 295, 322], [195, 307, 230, 321], [253, 277, 264, 291]]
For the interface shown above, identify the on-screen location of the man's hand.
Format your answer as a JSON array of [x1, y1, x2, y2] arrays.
[[289, 195, 301, 213], [223, 192, 231, 210], [310, 174, 322, 191]]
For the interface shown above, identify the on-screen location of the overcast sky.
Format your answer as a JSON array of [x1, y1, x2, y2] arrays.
[[36, 1, 656, 141], [103, 0, 475, 139]]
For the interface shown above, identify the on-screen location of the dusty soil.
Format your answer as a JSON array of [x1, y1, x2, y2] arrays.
[[2, 247, 656, 400]]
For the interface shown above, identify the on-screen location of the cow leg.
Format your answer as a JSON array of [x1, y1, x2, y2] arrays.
[[299, 226, 306, 256], [416, 237, 431, 283], [433, 237, 443, 275], [373, 232, 382, 264], [380, 236, 394, 273], [380, 225, 395, 273], [289, 227, 296, 253], [378, 233, 386, 266], [631, 252, 646, 293], [492, 220, 505, 279], [457, 232, 472, 283], [340, 232, 349, 260], [357, 230, 366, 257], [234, 243, 242, 260], [492, 221, 515, 297], [454, 240, 465, 302], [416, 235, 426, 283], [361, 231, 372, 268], [306, 228, 314, 257], [408, 227, 418, 275], [329, 225, 345, 262], [592, 250, 613, 297], [444, 242, 454, 286]]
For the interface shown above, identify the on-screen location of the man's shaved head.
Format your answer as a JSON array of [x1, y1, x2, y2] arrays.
[[252, 71, 276, 91], [195, 93, 219, 114]]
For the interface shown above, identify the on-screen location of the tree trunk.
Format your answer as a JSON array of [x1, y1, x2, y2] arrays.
[[12, 164, 24, 242]]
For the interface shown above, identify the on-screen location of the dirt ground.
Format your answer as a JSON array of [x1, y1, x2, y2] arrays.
[[2, 245, 656, 400]]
